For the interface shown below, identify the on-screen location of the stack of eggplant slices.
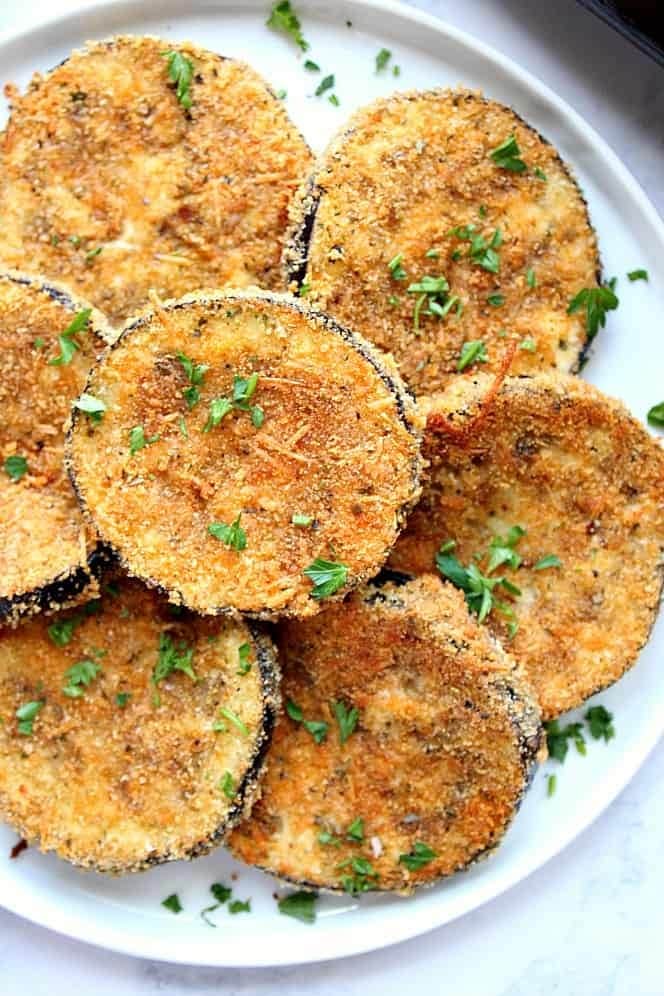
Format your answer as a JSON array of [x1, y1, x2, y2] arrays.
[[0, 33, 662, 905]]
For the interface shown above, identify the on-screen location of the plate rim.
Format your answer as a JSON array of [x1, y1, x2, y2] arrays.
[[0, 0, 662, 967]]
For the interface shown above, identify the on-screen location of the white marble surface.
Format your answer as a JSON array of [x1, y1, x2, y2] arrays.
[[0, 1, 662, 993]]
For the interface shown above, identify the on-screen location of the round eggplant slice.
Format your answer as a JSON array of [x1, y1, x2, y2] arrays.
[[284, 88, 601, 396], [389, 373, 664, 719], [0, 578, 279, 872], [66, 290, 423, 619], [229, 574, 542, 894], [0, 35, 312, 327], [0, 269, 113, 625]]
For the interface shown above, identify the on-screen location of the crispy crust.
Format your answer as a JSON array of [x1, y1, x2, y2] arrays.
[[0, 35, 312, 327], [229, 574, 542, 894], [0, 269, 114, 625], [284, 88, 601, 396], [390, 373, 664, 719], [66, 290, 423, 618], [0, 578, 280, 872]]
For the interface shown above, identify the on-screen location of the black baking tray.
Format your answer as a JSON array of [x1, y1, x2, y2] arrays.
[[576, 1, 664, 67]]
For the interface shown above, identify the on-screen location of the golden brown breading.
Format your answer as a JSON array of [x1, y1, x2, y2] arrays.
[[66, 290, 423, 618], [0, 578, 279, 872], [0, 35, 312, 326], [390, 373, 664, 719], [229, 574, 542, 894], [284, 89, 600, 395], [0, 270, 113, 624]]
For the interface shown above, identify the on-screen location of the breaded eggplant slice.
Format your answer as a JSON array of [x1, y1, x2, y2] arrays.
[[0, 35, 312, 327], [229, 574, 542, 894], [284, 89, 600, 396], [390, 373, 664, 719], [0, 270, 113, 625], [66, 290, 423, 618], [0, 577, 279, 872]]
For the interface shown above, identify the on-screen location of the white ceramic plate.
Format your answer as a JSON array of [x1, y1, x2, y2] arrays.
[[0, 0, 662, 968]]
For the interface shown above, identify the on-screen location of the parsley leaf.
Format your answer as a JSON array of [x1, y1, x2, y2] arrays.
[[304, 59, 320, 72], [177, 351, 208, 409], [47, 617, 78, 647], [646, 402, 664, 428], [544, 719, 586, 763], [526, 268, 537, 288], [388, 253, 407, 281], [457, 340, 487, 372], [152, 632, 197, 686], [407, 274, 461, 331], [375, 48, 391, 72], [16, 700, 44, 736], [585, 705, 615, 742], [210, 882, 232, 904], [627, 269, 648, 282], [217, 705, 249, 737], [315, 74, 335, 97], [48, 308, 91, 366], [74, 392, 106, 423], [292, 513, 314, 527], [346, 817, 364, 842], [162, 893, 183, 914], [490, 134, 527, 172], [115, 692, 131, 708], [304, 558, 348, 599], [162, 50, 194, 110], [547, 773, 557, 797], [534, 554, 562, 570], [129, 425, 160, 455], [338, 856, 379, 894], [208, 514, 247, 551], [286, 699, 303, 722], [62, 659, 102, 698], [303, 719, 329, 744], [318, 829, 341, 846], [398, 841, 437, 871], [237, 642, 252, 675], [450, 225, 501, 273], [435, 531, 522, 632], [331, 700, 359, 744], [266, 1, 309, 51], [567, 282, 619, 339], [228, 899, 251, 914], [278, 891, 317, 924], [4, 455, 27, 481], [219, 771, 236, 799], [204, 397, 233, 431], [486, 525, 525, 574]]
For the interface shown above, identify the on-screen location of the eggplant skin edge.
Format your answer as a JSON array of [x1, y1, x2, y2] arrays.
[[64, 288, 424, 621]]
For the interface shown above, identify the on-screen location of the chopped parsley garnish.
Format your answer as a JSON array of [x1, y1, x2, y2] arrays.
[[393, 64, 401, 77], [286, 699, 303, 722], [228, 899, 251, 914], [162, 50, 194, 110], [425, 248, 440, 259], [375, 48, 392, 72], [47, 617, 78, 646], [292, 513, 314, 527], [275, 88, 287, 100], [346, 817, 364, 842], [315, 74, 335, 97], [526, 268, 537, 288], [331, 700, 359, 744], [627, 269, 648, 282], [129, 425, 160, 455], [398, 841, 437, 871], [388, 253, 407, 280], [407, 274, 461, 331], [489, 134, 527, 173], [534, 166, 547, 181], [85, 246, 103, 263], [115, 692, 131, 708], [544, 719, 586, 762], [216, 706, 249, 737], [299, 281, 312, 296], [435, 531, 524, 634], [74, 392, 106, 423], [33, 337, 45, 350], [338, 856, 378, 894], [304, 59, 320, 71], [204, 374, 263, 430], [237, 642, 252, 675], [519, 338, 536, 352], [208, 514, 247, 551], [303, 719, 329, 744], [162, 893, 183, 914], [547, 773, 556, 797], [457, 340, 488, 372], [219, 771, 236, 798], [177, 351, 208, 409], [211, 882, 232, 904], [266, 0, 309, 51], [178, 416, 188, 438], [152, 632, 197, 686], [62, 659, 102, 698], [328, 94, 340, 107], [277, 891, 317, 924], [534, 554, 562, 570], [585, 704, 615, 742], [203, 397, 233, 431], [647, 402, 664, 428], [567, 282, 619, 340], [16, 700, 44, 736], [4, 455, 27, 481], [48, 308, 91, 366], [449, 225, 502, 273], [487, 293, 504, 307], [318, 829, 341, 846], [304, 558, 348, 599]]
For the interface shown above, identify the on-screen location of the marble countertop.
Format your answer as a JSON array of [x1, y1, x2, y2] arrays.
[[0, 2, 662, 994]]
